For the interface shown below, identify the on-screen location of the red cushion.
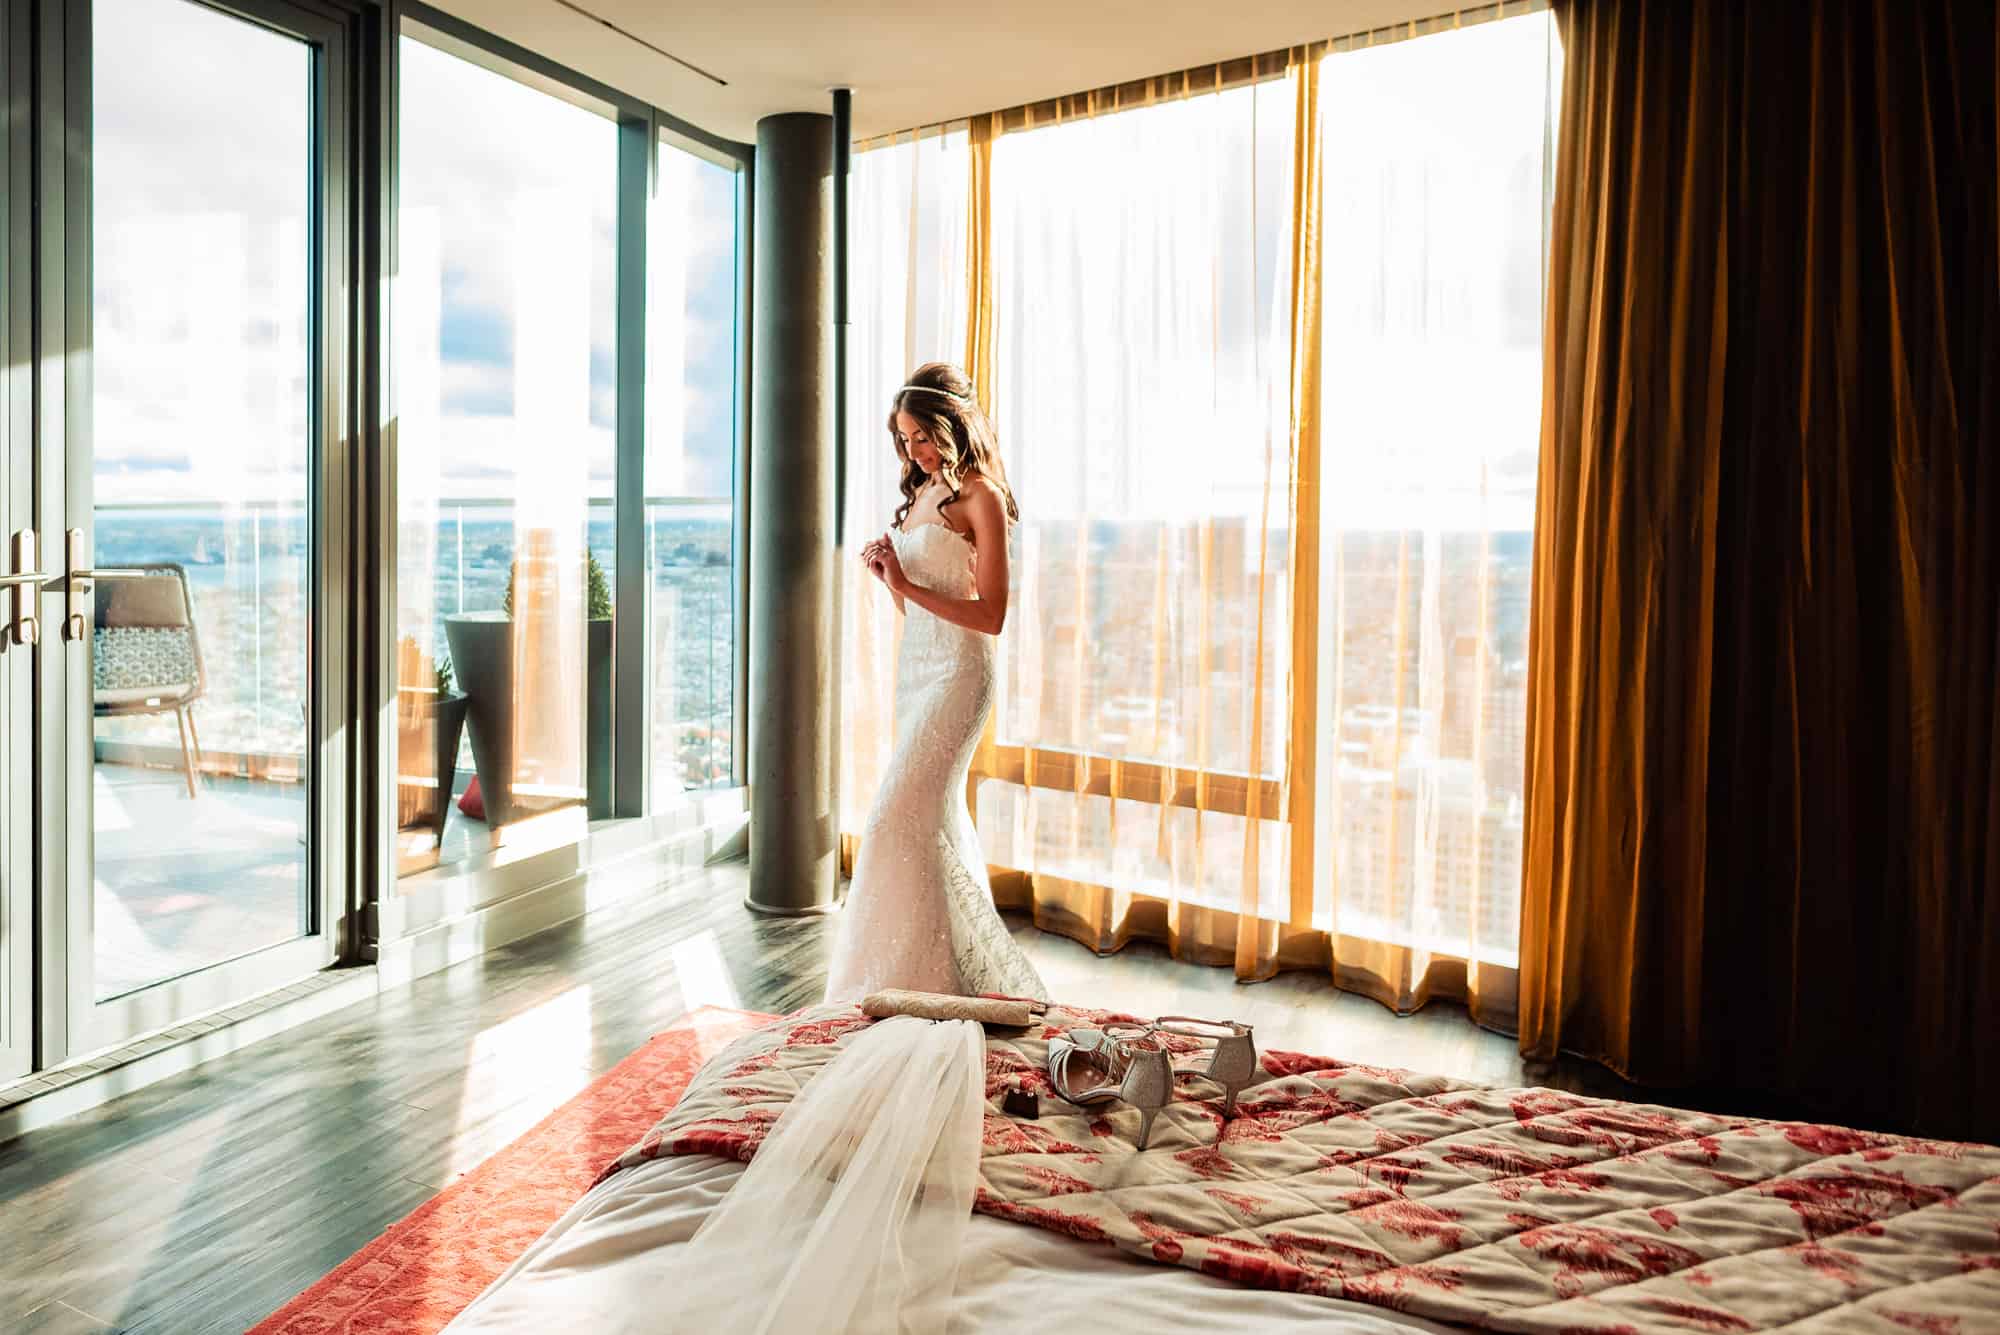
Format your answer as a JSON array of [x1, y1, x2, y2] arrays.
[[457, 775, 485, 821]]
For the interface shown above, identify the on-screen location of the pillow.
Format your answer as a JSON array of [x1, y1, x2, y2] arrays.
[[97, 572, 191, 629]]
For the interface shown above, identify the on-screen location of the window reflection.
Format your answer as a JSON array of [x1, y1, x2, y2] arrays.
[[648, 139, 739, 803], [395, 34, 615, 876], [91, 0, 314, 998]]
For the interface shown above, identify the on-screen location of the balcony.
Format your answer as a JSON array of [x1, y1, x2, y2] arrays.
[[88, 494, 734, 993]]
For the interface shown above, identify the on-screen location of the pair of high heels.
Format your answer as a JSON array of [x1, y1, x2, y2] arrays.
[[1044, 1016, 1257, 1150]]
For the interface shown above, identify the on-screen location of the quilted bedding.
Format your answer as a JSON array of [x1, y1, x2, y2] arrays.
[[601, 1003, 2000, 1334]]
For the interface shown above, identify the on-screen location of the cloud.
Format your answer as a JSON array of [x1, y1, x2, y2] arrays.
[[442, 361, 514, 417], [90, 13, 739, 517]]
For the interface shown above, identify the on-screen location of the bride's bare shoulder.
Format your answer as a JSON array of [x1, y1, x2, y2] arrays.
[[956, 473, 1006, 513]]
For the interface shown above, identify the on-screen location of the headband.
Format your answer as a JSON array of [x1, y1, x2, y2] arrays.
[[896, 383, 969, 400]]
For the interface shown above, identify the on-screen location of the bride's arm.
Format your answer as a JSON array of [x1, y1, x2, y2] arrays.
[[885, 483, 1009, 637], [861, 535, 906, 613]]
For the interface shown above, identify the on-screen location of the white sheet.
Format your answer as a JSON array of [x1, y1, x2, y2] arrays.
[[447, 1152, 1462, 1334]]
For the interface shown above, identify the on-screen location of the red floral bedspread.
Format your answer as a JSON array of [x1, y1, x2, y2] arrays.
[[602, 1003, 2000, 1333]]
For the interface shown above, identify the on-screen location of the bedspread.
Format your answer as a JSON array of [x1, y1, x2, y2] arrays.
[[601, 1003, 2000, 1333]]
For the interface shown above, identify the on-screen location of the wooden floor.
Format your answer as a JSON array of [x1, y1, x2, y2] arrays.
[[1, 859, 1665, 1334]]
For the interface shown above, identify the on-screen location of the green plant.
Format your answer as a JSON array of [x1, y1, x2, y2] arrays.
[[586, 552, 613, 621], [434, 651, 455, 698], [503, 552, 614, 620]]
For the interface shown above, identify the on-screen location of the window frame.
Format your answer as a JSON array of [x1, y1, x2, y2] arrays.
[[380, 6, 751, 925]]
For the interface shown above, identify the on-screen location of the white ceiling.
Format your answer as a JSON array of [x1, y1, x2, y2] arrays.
[[427, 0, 1462, 144]]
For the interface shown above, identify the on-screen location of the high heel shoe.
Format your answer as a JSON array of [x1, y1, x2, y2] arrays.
[[1045, 1023, 1174, 1149], [1155, 1016, 1257, 1117]]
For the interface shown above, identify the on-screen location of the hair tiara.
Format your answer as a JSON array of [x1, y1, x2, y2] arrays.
[[896, 383, 969, 401]]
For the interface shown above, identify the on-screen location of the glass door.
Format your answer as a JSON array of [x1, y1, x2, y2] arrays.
[[33, 0, 351, 1061], [0, 0, 31, 1083]]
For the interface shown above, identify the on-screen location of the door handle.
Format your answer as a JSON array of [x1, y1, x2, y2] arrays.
[[59, 528, 151, 642], [3, 531, 49, 645]]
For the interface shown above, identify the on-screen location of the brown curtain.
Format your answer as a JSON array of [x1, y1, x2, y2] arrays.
[[1524, 0, 2000, 1140]]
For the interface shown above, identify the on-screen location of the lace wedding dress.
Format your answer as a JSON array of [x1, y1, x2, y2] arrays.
[[824, 522, 1048, 1004]]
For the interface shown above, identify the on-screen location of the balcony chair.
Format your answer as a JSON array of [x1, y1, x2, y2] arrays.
[[93, 563, 207, 799]]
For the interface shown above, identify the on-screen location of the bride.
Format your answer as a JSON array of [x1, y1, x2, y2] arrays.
[[823, 363, 1048, 1004]]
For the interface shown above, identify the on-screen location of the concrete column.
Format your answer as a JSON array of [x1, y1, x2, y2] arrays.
[[746, 112, 838, 915]]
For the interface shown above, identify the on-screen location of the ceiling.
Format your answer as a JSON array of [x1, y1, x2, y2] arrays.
[[428, 0, 1463, 145]]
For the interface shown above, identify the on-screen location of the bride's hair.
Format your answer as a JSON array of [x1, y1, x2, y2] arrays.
[[889, 362, 1020, 531]]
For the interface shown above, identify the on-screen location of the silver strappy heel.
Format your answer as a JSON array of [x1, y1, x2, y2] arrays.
[[1155, 1016, 1257, 1118], [1045, 1023, 1174, 1149]]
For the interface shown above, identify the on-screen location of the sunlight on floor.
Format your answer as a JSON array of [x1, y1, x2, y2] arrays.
[[91, 762, 308, 998], [91, 767, 137, 833], [669, 930, 741, 1011], [467, 984, 595, 1072], [445, 985, 598, 1179]]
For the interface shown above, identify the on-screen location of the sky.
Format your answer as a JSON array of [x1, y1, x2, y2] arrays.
[[397, 35, 738, 502], [91, 0, 1549, 534], [89, 0, 739, 510]]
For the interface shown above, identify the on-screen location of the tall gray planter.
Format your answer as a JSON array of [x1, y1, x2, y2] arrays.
[[445, 611, 615, 828], [396, 688, 468, 847], [585, 616, 613, 819], [444, 613, 517, 826]]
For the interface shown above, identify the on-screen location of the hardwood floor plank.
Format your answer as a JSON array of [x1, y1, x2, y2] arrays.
[[17, 1300, 114, 1334]]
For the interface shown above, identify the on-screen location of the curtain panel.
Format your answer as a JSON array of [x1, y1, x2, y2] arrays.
[[1522, 0, 1999, 1138], [838, 126, 971, 864]]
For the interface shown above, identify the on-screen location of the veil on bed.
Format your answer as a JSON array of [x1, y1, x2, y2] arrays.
[[654, 1014, 987, 1333]]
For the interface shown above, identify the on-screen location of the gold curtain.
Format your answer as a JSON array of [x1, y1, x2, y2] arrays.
[[964, 113, 998, 415], [1522, 0, 2000, 1140], [1276, 45, 1324, 976]]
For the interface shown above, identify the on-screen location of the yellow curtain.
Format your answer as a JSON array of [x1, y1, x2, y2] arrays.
[[1274, 44, 1324, 975], [964, 113, 998, 415]]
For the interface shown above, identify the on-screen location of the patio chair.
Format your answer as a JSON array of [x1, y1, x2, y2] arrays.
[[93, 563, 207, 799]]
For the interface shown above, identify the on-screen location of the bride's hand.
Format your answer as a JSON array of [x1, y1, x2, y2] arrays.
[[871, 541, 907, 592]]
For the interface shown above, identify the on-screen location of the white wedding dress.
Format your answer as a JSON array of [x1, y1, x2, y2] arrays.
[[824, 521, 1048, 1004]]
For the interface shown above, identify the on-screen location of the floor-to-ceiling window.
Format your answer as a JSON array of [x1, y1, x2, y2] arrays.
[[394, 33, 617, 876], [0, 0, 351, 1071], [0, 0, 742, 1087], [646, 136, 739, 802], [841, 11, 1558, 1006], [393, 23, 743, 887], [1310, 13, 1560, 973], [974, 74, 1298, 922], [90, 0, 316, 996]]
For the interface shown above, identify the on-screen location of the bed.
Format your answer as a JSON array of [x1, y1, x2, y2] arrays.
[[450, 1002, 2000, 1333]]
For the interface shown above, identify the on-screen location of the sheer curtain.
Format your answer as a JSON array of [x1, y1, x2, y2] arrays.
[[972, 72, 1300, 970], [836, 12, 1560, 1012], [838, 127, 970, 861], [1309, 13, 1558, 1022]]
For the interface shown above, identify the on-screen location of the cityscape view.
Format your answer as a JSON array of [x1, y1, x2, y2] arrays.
[[976, 520, 1529, 965], [95, 507, 735, 800]]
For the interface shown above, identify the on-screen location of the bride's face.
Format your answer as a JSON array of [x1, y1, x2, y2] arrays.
[[895, 411, 943, 476]]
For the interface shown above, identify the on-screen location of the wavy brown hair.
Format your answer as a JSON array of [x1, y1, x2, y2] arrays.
[[888, 362, 1020, 532]]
